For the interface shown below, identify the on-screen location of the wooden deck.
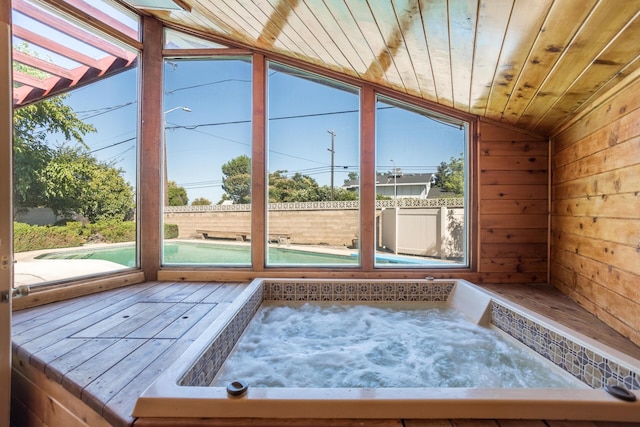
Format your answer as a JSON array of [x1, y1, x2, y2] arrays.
[[10, 281, 640, 427]]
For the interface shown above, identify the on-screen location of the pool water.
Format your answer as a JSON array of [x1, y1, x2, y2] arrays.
[[212, 303, 585, 389], [36, 241, 450, 266]]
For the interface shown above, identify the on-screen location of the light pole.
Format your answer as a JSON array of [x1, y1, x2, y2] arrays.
[[327, 130, 336, 201], [390, 159, 397, 205], [164, 106, 191, 206]]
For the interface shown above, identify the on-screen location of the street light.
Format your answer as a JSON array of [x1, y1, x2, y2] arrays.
[[390, 159, 397, 205], [327, 130, 336, 201], [164, 106, 191, 206]]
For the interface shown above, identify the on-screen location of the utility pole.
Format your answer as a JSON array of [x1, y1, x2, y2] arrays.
[[327, 130, 336, 201]]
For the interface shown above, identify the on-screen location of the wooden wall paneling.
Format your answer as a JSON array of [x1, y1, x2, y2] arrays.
[[550, 72, 640, 346], [478, 120, 548, 282], [140, 17, 164, 280]]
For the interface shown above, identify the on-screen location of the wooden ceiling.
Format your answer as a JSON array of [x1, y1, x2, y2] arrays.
[[138, 0, 640, 136]]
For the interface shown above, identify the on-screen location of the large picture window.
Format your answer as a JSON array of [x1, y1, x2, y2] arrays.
[[161, 57, 253, 266], [266, 63, 361, 267], [375, 96, 468, 268]]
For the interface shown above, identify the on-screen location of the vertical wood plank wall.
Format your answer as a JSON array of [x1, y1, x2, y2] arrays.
[[550, 75, 640, 346], [477, 120, 548, 284]]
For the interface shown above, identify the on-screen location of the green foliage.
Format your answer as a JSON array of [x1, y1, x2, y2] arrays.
[[14, 222, 84, 252], [164, 223, 179, 239], [168, 180, 189, 206], [220, 155, 251, 204], [40, 146, 135, 222], [14, 220, 137, 253], [434, 154, 464, 196], [191, 197, 212, 206]]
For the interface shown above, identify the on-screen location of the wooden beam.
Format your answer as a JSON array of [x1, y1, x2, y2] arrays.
[[0, 0, 12, 421], [251, 54, 266, 271], [360, 86, 375, 271], [140, 16, 163, 280], [13, 25, 102, 68], [13, 0, 136, 63], [12, 50, 76, 80]]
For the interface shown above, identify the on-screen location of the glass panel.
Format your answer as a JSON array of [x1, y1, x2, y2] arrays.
[[60, 0, 140, 41], [267, 63, 360, 267], [162, 58, 252, 266], [164, 28, 229, 50], [13, 65, 139, 287], [12, 0, 138, 107], [375, 96, 468, 268]]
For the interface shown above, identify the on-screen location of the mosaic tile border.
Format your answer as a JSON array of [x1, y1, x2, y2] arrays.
[[179, 286, 263, 387], [491, 302, 640, 390], [264, 281, 455, 302]]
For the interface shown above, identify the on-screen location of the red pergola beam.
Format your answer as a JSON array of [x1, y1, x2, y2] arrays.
[[12, 49, 77, 80], [13, 25, 102, 68], [13, 69, 50, 90], [13, 0, 136, 63], [62, 0, 139, 41]]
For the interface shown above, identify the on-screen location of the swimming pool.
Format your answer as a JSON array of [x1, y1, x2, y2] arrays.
[[35, 241, 453, 267], [134, 279, 640, 421]]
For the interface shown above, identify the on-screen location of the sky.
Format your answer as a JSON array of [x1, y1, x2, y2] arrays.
[[52, 55, 466, 205]]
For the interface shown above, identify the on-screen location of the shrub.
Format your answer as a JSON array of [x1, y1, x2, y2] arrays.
[[83, 220, 136, 243], [164, 223, 179, 239], [14, 222, 84, 252]]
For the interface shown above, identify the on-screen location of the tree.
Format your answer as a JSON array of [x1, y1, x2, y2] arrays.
[[168, 180, 188, 206], [220, 155, 251, 204], [434, 154, 464, 195], [14, 96, 95, 210], [192, 197, 212, 206], [40, 145, 134, 222]]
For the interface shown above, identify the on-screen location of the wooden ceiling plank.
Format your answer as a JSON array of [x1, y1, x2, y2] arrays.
[[13, 0, 136, 62], [448, 0, 478, 113], [304, 0, 368, 76], [277, 0, 352, 72], [236, 0, 307, 56], [469, 0, 514, 116], [337, 0, 387, 85], [262, 0, 341, 70], [392, 0, 436, 102], [420, 0, 453, 107], [344, 0, 405, 92], [185, 0, 260, 46], [367, 0, 422, 97], [519, 0, 640, 131], [483, 0, 553, 123], [499, 0, 597, 127], [12, 49, 75, 80], [540, 49, 640, 134], [13, 25, 102, 68]]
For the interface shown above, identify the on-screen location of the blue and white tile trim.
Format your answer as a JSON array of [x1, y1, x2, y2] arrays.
[[491, 302, 640, 390]]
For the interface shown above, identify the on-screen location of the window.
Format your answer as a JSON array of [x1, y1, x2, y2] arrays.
[[266, 63, 360, 267], [375, 96, 468, 268], [162, 57, 253, 266]]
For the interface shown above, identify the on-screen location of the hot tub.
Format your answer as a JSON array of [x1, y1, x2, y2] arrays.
[[134, 279, 640, 421]]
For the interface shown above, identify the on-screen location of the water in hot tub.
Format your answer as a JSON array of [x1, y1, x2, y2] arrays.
[[212, 303, 584, 388]]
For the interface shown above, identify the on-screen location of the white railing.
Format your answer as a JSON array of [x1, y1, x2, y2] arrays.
[[164, 198, 464, 213]]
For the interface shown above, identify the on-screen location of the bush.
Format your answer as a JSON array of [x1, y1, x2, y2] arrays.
[[164, 223, 179, 239], [82, 220, 136, 243], [14, 222, 84, 252]]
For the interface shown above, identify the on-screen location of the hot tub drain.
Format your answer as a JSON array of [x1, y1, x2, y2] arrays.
[[227, 380, 249, 397], [604, 384, 636, 402]]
